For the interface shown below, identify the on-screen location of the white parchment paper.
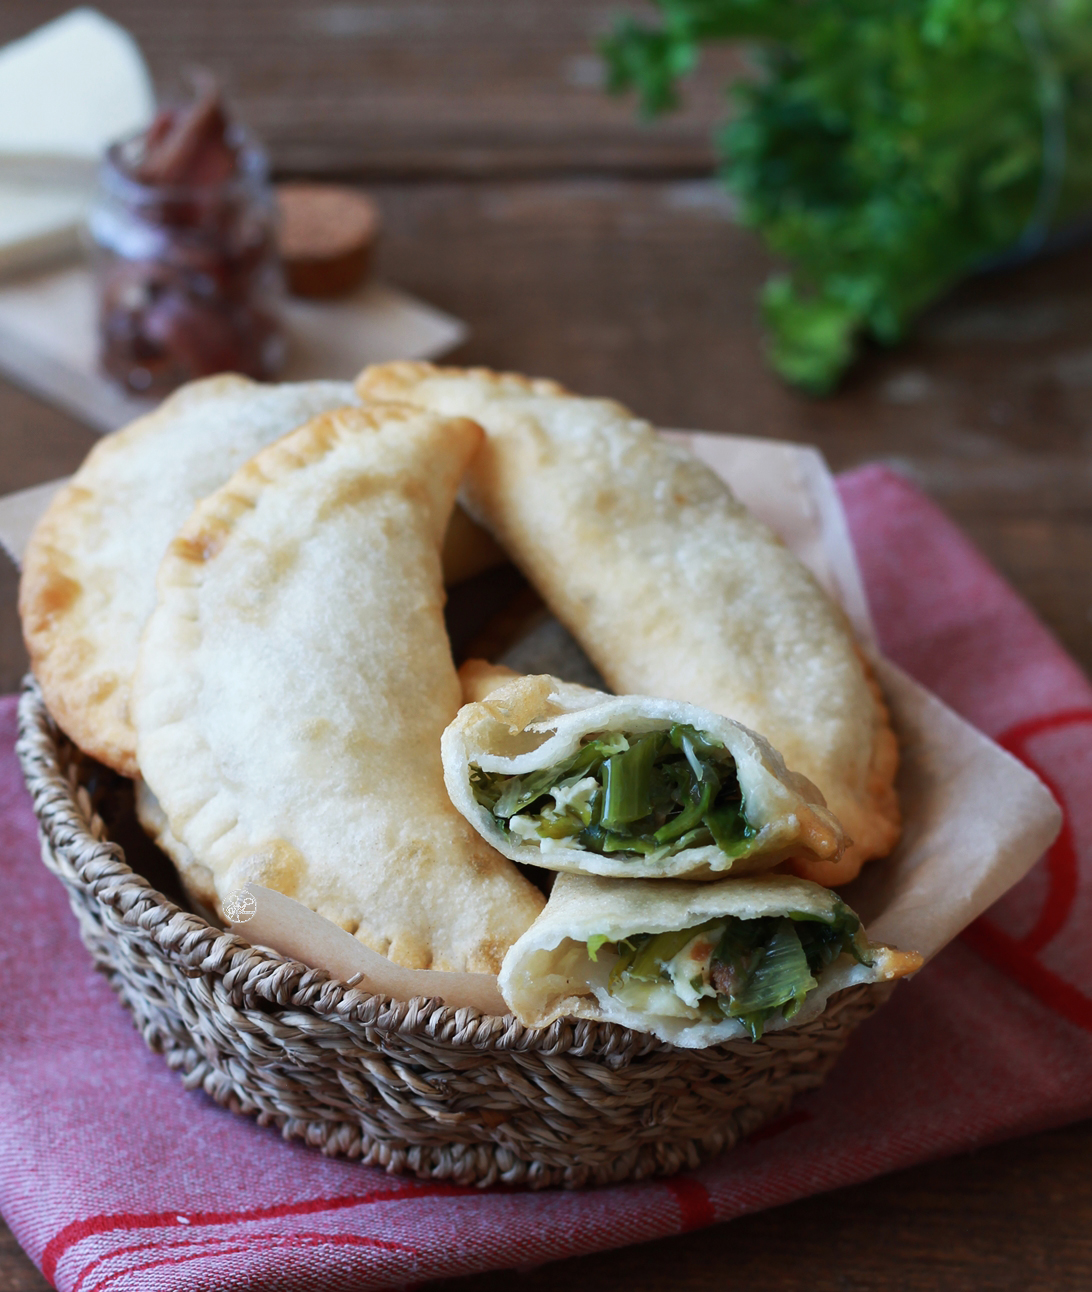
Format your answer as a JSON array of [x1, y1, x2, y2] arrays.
[[1, 428, 1062, 1009]]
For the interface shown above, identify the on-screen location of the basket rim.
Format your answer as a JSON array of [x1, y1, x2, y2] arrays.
[[15, 674, 705, 1059], [15, 673, 888, 1063]]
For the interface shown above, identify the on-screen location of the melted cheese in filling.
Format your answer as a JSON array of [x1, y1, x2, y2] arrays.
[[607, 976, 699, 1019], [509, 775, 603, 853], [661, 925, 726, 1007], [597, 922, 729, 1018], [549, 775, 599, 816]]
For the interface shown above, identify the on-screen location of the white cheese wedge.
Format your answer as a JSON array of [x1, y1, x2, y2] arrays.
[[0, 8, 154, 161], [0, 8, 154, 273]]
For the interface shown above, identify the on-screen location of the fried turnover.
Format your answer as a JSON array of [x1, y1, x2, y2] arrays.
[[498, 872, 921, 1046], [19, 375, 360, 775], [443, 669, 845, 880], [132, 404, 544, 973], [356, 362, 900, 884]]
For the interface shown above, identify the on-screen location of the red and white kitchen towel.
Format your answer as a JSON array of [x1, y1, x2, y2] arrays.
[[0, 464, 1090, 1292]]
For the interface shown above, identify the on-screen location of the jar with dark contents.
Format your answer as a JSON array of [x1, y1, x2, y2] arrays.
[[88, 81, 285, 396]]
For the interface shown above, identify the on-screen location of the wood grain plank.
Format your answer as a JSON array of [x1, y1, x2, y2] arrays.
[[0, 1220, 48, 1292], [0, 0, 740, 177], [0, 385, 94, 692]]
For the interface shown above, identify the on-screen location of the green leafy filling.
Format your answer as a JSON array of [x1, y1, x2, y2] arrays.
[[470, 724, 757, 863], [598, 905, 872, 1040]]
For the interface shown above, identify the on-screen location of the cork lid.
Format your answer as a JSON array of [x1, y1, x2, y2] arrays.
[[275, 183, 381, 299]]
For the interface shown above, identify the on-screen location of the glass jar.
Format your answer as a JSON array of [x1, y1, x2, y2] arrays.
[[88, 129, 285, 396]]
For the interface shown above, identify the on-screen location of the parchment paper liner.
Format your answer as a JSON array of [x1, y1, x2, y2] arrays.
[[0, 432, 1061, 1011], [227, 432, 1060, 1012]]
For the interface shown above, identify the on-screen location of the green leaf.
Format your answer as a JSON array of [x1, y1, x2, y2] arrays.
[[654, 776, 714, 843], [623, 922, 723, 982], [535, 816, 585, 839], [725, 919, 817, 1018], [581, 824, 665, 854], [627, 928, 699, 981], [761, 276, 863, 394], [602, 733, 663, 828], [600, 18, 697, 116], [667, 825, 716, 851], [705, 802, 752, 854], [605, 905, 876, 1039], [609, 934, 648, 988], [586, 934, 611, 962], [791, 901, 874, 969], [475, 723, 752, 863], [484, 735, 624, 819]]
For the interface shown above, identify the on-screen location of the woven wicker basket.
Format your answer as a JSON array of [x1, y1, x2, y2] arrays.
[[16, 676, 893, 1189]]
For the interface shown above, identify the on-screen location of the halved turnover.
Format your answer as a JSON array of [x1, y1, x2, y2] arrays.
[[498, 872, 922, 1047], [444, 668, 845, 879], [356, 361, 900, 885]]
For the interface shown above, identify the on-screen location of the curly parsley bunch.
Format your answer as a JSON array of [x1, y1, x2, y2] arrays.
[[604, 0, 1092, 392]]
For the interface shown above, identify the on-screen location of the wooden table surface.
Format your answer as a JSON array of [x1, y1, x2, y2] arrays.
[[2, 4, 1091, 1289]]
